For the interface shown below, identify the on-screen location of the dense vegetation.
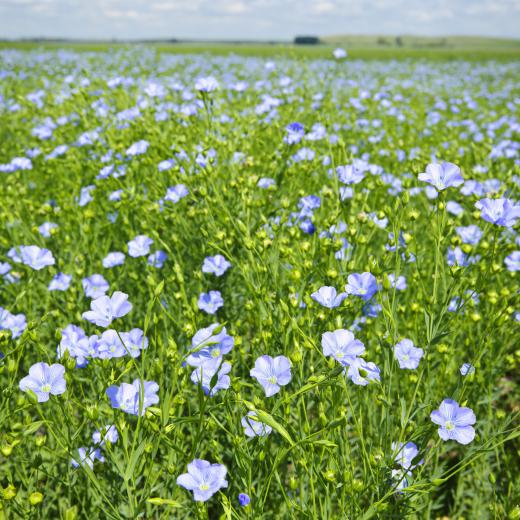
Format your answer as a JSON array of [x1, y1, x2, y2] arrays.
[[0, 47, 519, 519]]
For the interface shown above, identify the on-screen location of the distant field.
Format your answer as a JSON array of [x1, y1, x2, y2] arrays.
[[1, 36, 520, 60]]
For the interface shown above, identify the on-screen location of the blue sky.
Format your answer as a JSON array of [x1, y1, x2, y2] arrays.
[[1, 0, 519, 40]]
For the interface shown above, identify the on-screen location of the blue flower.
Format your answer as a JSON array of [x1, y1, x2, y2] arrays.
[[394, 339, 424, 369], [19, 362, 66, 402], [388, 274, 407, 291], [106, 379, 159, 416], [126, 140, 149, 157], [333, 48, 347, 59], [92, 425, 119, 445], [346, 358, 380, 386], [97, 330, 127, 359], [120, 328, 148, 358], [187, 324, 234, 367], [176, 459, 228, 502], [148, 250, 167, 268], [241, 411, 273, 437], [505, 251, 520, 272], [165, 184, 189, 203], [456, 225, 482, 245], [128, 235, 153, 257], [475, 198, 520, 227], [250, 355, 292, 397], [190, 360, 231, 396], [71, 447, 104, 469], [337, 164, 365, 185], [430, 399, 476, 444], [197, 290, 224, 314], [195, 76, 219, 92], [321, 329, 365, 366], [284, 122, 305, 145], [257, 177, 275, 189], [418, 162, 463, 191], [16, 245, 55, 270], [202, 255, 231, 276], [82, 291, 132, 328], [238, 493, 251, 506], [57, 325, 91, 367], [102, 252, 125, 268], [311, 286, 347, 308], [82, 274, 109, 298], [392, 441, 421, 470], [38, 222, 58, 238], [48, 272, 72, 291], [460, 363, 475, 376], [345, 272, 378, 302], [1, 311, 26, 339], [78, 185, 95, 206]]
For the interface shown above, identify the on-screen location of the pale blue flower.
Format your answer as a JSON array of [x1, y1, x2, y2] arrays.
[[82, 291, 132, 327], [345, 272, 378, 301], [202, 255, 231, 276], [197, 290, 224, 315], [321, 329, 365, 366], [127, 235, 153, 257], [418, 162, 463, 191], [311, 286, 347, 308], [250, 355, 291, 397], [106, 379, 159, 415], [241, 411, 273, 437], [176, 459, 228, 502], [430, 399, 476, 444], [19, 362, 66, 402], [394, 339, 424, 369], [82, 274, 109, 298], [48, 273, 72, 291]]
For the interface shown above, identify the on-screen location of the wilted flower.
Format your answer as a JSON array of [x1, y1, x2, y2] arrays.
[[238, 493, 251, 506], [176, 459, 228, 501]]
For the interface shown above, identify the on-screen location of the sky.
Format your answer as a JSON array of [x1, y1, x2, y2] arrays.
[[0, 0, 519, 40]]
